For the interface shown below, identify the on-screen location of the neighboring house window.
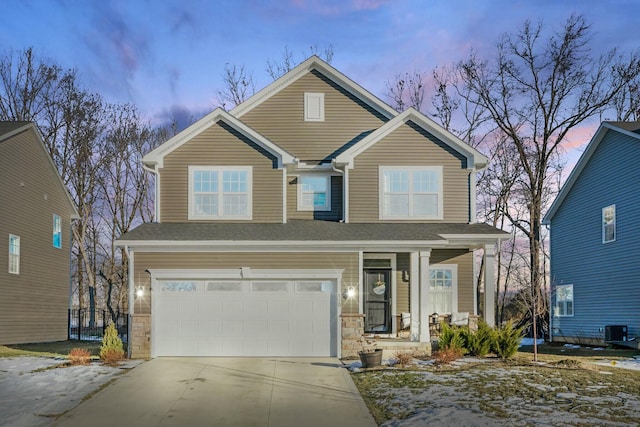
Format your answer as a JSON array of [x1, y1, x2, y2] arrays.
[[602, 205, 616, 243], [298, 175, 331, 211], [8, 234, 20, 274], [427, 265, 457, 314], [555, 284, 574, 317], [304, 92, 324, 121], [380, 166, 443, 219], [188, 166, 252, 220], [53, 214, 62, 248]]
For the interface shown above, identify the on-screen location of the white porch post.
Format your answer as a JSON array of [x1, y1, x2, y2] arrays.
[[484, 243, 496, 327], [410, 252, 419, 341], [419, 250, 431, 342]]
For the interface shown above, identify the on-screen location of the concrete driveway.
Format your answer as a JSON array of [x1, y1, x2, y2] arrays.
[[54, 357, 376, 427]]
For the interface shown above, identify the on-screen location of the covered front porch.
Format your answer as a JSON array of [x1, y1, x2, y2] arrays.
[[340, 243, 498, 359]]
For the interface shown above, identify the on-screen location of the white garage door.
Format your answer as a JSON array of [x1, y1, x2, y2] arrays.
[[153, 279, 335, 357]]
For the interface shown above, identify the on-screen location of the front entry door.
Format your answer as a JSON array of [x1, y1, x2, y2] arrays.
[[364, 269, 391, 333]]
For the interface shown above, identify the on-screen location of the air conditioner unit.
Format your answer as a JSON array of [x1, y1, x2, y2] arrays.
[[604, 325, 627, 342]]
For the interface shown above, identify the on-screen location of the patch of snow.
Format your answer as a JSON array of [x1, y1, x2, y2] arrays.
[[0, 356, 143, 426], [519, 338, 544, 347], [594, 358, 640, 371], [563, 344, 581, 349]]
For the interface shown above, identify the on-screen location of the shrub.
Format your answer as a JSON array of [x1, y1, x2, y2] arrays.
[[393, 351, 414, 367], [439, 322, 468, 356], [464, 321, 494, 357], [433, 346, 464, 365], [100, 322, 124, 365], [68, 348, 91, 365], [493, 321, 524, 360]]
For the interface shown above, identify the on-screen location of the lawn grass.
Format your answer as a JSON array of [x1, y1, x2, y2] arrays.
[[517, 341, 640, 363], [1, 340, 103, 358]]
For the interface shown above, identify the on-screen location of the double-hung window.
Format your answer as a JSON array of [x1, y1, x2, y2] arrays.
[[427, 265, 457, 314], [298, 175, 331, 211], [53, 214, 62, 248], [189, 166, 252, 220], [555, 284, 574, 317], [602, 205, 616, 243], [380, 166, 443, 219], [9, 234, 20, 274]]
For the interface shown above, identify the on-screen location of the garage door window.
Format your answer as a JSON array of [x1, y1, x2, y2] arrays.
[[161, 281, 197, 292], [207, 281, 242, 292], [251, 281, 288, 292], [296, 281, 331, 292]]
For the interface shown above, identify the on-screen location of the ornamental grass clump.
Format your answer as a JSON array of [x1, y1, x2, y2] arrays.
[[68, 347, 91, 365], [100, 322, 124, 366]]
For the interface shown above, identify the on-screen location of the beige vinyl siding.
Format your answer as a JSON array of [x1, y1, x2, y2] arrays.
[[0, 128, 74, 344], [132, 251, 359, 315], [160, 122, 283, 222], [287, 175, 343, 221], [395, 253, 410, 314], [431, 249, 474, 313], [239, 71, 387, 162], [349, 121, 471, 223]]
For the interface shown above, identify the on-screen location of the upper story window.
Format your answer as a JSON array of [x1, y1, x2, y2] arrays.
[[554, 284, 574, 317], [304, 92, 324, 122], [9, 234, 20, 274], [379, 166, 443, 220], [602, 205, 616, 243], [188, 166, 252, 220], [53, 214, 62, 248], [298, 175, 331, 211]]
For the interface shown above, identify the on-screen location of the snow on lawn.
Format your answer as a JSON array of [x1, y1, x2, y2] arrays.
[[0, 356, 142, 427]]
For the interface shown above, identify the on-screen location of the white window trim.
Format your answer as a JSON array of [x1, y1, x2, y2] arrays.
[[426, 264, 458, 315], [304, 92, 325, 122], [379, 166, 444, 220], [188, 166, 253, 220], [297, 174, 331, 211], [554, 284, 574, 317], [602, 204, 616, 243], [9, 234, 20, 275], [53, 214, 62, 249]]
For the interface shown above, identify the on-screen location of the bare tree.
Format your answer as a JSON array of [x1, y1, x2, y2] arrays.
[[611, 76, 640, 121], [385, 71, 425, 112], [266, 44, 334, 80], [216, 63, 255, 109], [453, 14, 640, 360]]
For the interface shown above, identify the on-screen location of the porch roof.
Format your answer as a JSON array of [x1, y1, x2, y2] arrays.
[[117, 220, 508, 248]]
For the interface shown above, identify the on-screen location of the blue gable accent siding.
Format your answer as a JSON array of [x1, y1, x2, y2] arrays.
[[550, 129, 640, 343]]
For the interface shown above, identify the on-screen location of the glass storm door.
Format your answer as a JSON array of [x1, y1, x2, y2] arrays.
[[364, 269, 391, 333]]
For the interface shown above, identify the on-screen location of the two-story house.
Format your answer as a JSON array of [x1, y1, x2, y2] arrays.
[[0, 122, 79, 344], [117, 57, 508, 359], [543, 121, 640, 347]]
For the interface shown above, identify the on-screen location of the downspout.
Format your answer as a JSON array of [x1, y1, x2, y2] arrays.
[[125, 245, 133, 358], [67, 218, 77, 340], [331, 162, 347, 222], [282, 167, 287, 224]]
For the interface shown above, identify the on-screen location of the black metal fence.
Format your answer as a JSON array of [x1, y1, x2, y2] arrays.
[[68, 309, 128, 342]]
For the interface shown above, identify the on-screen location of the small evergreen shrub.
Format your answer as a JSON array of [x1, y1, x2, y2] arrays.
[[464, 321, 493, 357], [493, 321, 524, 360], [439, 322, 469, 356], [68, 348, 91, 365], [100, 322, 124, 365]]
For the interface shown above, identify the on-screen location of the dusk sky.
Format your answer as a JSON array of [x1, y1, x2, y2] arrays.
[[2, 0, 638, 164]]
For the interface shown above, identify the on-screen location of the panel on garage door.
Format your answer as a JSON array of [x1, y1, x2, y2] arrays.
[[153, 279, 334, 357]]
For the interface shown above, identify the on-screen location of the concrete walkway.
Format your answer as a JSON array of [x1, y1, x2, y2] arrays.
[[54, 357, 377, 427]]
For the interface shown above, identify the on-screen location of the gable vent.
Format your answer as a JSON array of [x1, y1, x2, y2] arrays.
[[304, 92, 325, 122]]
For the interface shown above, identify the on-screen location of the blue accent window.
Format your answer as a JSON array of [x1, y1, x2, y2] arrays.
[[53, 214, 62, 248]]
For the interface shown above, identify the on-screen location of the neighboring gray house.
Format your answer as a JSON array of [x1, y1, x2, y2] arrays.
[[543, 121, 640, 346]]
